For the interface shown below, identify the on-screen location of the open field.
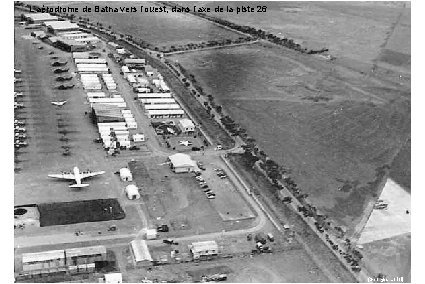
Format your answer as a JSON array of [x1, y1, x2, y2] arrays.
[[358, 178, 410, 245], [179, 1, 410, 72], [171, 42, 410, 229], [34, 1, 243, 50], [361, 233, 411, 282]]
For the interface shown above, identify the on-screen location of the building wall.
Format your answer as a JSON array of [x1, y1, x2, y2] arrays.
[[173, 166, 193, 173]]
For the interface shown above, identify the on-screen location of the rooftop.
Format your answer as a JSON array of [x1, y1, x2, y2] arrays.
[[22, 250, 64, 263], [168, 153, 197, 168], [24, 13, 58, 22], [46, 21, 80, 31]]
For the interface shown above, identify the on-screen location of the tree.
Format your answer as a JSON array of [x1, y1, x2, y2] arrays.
[[215, 105, 222, 114]]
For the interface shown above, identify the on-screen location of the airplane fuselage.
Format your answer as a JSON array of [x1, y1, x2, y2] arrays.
[[73, 166, 82, 185]]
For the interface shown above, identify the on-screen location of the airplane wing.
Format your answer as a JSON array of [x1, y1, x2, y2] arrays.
[[48, 173, 75, 180], [80, 171, 105, 180]]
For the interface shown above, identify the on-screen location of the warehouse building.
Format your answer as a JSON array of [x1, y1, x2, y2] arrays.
[[51, 37, 86, 52], [45, 21, 80, 34], [168, 153, 197, 173], [74, 36, 100, 44], [123, 58, 146, 68], [189, 241, 218, 259], [22, 250, 65, 273], [144, 104, 181, 110], [146, 109, 184, 119], [137, 93, 172, 99], [178, 118, 195, 134], [58, 32, 90, 39], [65, 245, 106, 274], [91, 103, 125, 123], [23, 13, 58, 24], [130, 240, 153, 265], [140, 98, 176, 105]]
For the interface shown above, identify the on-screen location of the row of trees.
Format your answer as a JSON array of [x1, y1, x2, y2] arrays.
[[160, 1, 329, 55], [156, 36, 254, 54]]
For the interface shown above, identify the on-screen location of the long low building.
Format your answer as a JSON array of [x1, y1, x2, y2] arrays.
[[74, 36, 100, 44], [59, 32, 91, 40], [137, 93, 172, 99], [146, 109, 184, 119], [86, 92, 106, 98], [89, 97, 124, 104], [189, 241, 219, 259], [77, 63, 108, 68], [65, 246, 106, 266], [50, 37, 86, 52], [130, 239, 152, 264], [144, 104, 181, 110], [23, 13, 58, 24], [75, 58, 107, 64], [45, 20, 80, 34], [22, 250, 65, 272], [140, 98, 176, 105], [91, 103, 125, 123]]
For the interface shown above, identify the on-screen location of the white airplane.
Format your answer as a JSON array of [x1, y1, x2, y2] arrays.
[[51, 100, 67, 107], [179, 140, 192, 146], [48, 166, 105, 188]]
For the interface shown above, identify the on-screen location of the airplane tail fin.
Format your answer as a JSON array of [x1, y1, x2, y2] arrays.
[[69, 184, 90, 188]]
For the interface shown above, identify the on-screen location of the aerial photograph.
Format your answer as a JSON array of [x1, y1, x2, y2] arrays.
[[13, 1, 411, 283]]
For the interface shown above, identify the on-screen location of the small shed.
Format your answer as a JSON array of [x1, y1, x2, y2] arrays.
[[119, 168, 133, 181], [145, 229, 157, 240], [189, 240, 218, 259], [133, 133, 145, 142], [178, 118, 195, 133], [104, 273, 122, 283], [125, 184, 140, 200]]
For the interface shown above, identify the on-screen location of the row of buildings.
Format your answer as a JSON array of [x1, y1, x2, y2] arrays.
[[23, 13, 99, 52]]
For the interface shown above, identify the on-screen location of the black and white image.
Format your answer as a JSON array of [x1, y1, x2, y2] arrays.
[[13, 1, 411, 282]]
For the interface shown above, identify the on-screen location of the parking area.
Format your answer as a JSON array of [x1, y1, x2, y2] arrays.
[[128, 155, 256, 238], [14, 24, 146, 239], [193, 156, 256, 222]]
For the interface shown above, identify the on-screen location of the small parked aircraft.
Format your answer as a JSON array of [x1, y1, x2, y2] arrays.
[[48, 166, 105, 188], [51, 100, 67, 107], [178, 140, 192, 147]]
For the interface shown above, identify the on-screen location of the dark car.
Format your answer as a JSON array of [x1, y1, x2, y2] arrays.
[[191, 146, 201, 151], [197, 162, 206, 170], [129, 145, 140, 151], [157, 224, 169, 232]]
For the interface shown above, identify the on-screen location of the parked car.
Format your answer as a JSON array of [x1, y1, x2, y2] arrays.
[[157, 224, 169, 232], [195, 176, 204, 182], [197, 161, 206, 170], [129, 145, 140, 151], [267, 233, 274, 242], [191, 146, 201, 151], [200, 184, 209, 189]]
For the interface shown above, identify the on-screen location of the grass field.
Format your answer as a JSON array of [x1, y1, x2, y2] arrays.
[[171, 43, 410, 229], [179, 1, 410, 71], [37, 199, 125, 226], [36, 1, 242, 49]]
